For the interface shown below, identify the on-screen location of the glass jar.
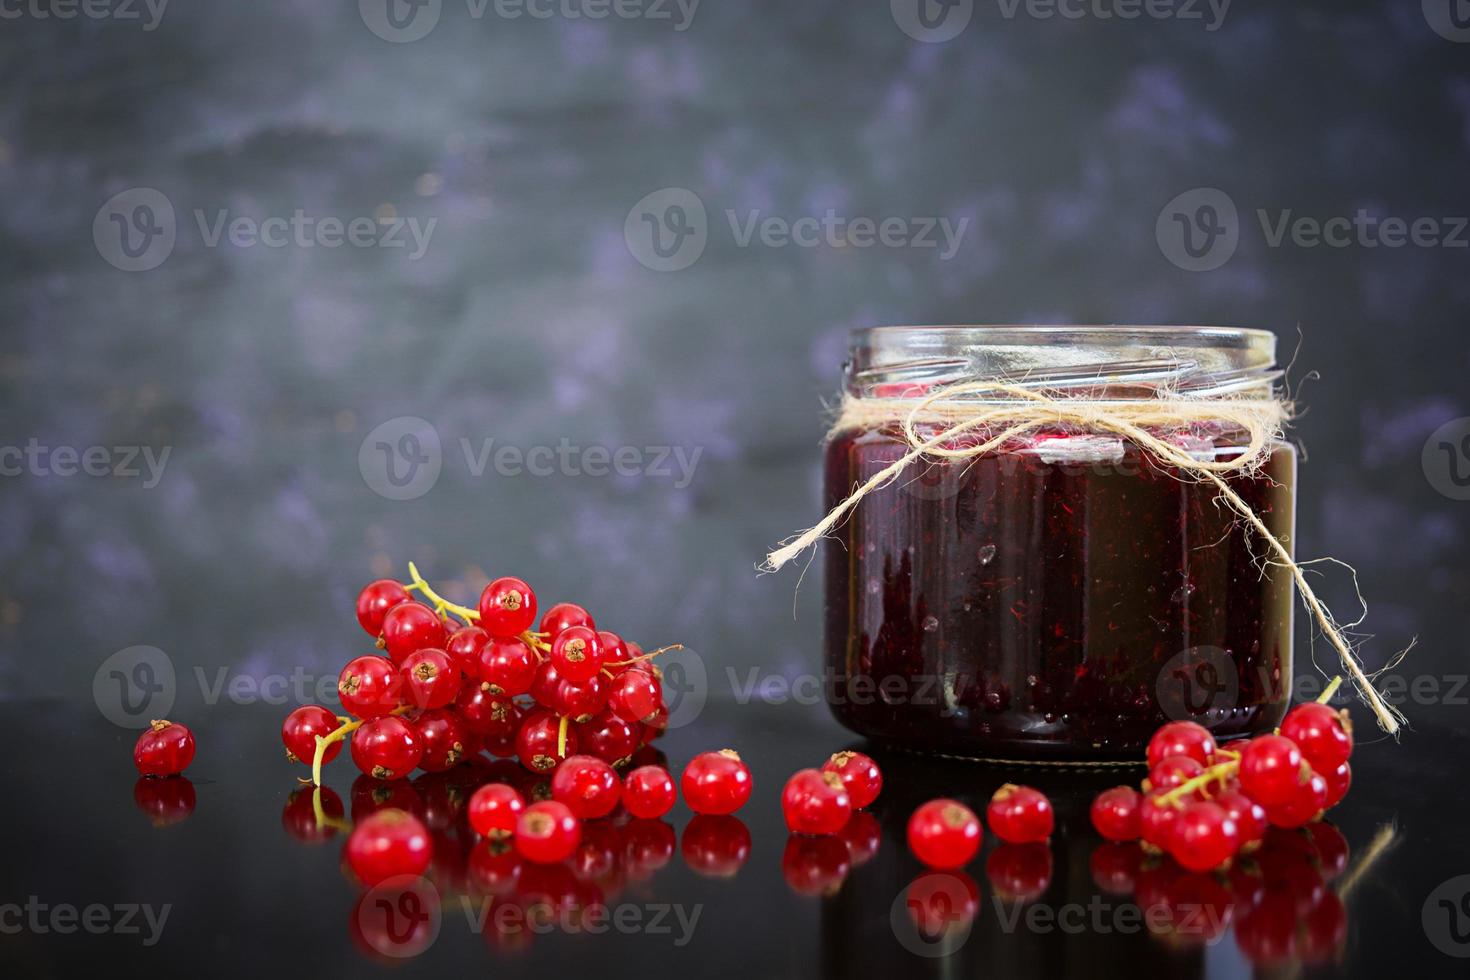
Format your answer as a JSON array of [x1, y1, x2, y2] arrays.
[[822, 326, 1296, 761]]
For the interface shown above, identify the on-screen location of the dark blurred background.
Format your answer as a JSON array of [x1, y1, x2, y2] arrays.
[[1, 0, 1467, 726]]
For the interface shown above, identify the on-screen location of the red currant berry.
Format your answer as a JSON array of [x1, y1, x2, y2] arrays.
[[1280, 702, 1353, 774], [596, 631, 628, 666], [1090, 786, 1142, 842], [346, 808, 432, 885], [986, 842, 1053, 902], [623, 765, 676, 819], [479, 577, 537, 638], [338, 655, 401, 719], [782, 769, 853, 836], [681, 750, 753, 815], [400, 648, 461, 710], [1264, 770, 1329, 829], [1145, 755, 1204, 794], [282, 705, 341, 766], [444, 626, 489, 680], [640, 704, 669, 742], [986, 784, 1054, 844], [1215, 788, 1269, 850], [781, 834, 851, 896], [577, 711, 640, 766], [356, 579, 411, 638], [539, 602, 595, 638], [680, 814, 751, 877], [1321, 760, 1352, 809], [1167, 801, 1241, 872], [515, 711, 577, 773], [381, 602, 448, 663], [1139, 794, 1180, 851], [551, 755, 621, 819], [1238, 734, 1308, 806], [467, 783, 524, 838], [351, 715, 422, 780], [549, 625, 603, 683], [821, 751, 882, 809], [134, 719, 195, 777], [411, 709, 469, 772], [1146, 720, 1217, 769], [530, 659, 565, 708], [515, 800, 581, 863], [907, 799, 982, 869], [456, 684, 520, 738], [479, 637, 538, 697], [553, 675, 609, 723], [609, 669, 662, 723]]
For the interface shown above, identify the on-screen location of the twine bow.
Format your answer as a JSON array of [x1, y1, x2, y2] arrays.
[[762, 380, 1402, 734]]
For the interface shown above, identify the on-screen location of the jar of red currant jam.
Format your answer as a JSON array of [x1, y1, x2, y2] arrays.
[[822, 326, 1295, 761]]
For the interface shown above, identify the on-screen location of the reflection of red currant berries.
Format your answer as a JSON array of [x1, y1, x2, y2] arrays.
[[381, 602, 447, 663], [445, 626, 489, 680], [781, 769, 853, 836], [338, 655, 401, 719], [346, 808, 432, 885], [780, 835, 851, 896], [839, 811, 882, 867], [608, 670, 661, 723], [986, 784, 1054, 844], [400, 648, 461, 709], [468, 783, 524, 838], [551, 755, 621, 819], [282, 705, 341, 765], [280, 785, 339, 842], [623, 766, 677, 819], [135, 775, 197, 827], [680, 814, 751, 877], [356, 579, 410, 637], [134, 719, 196, 776], [515, 800, 581, 863], [906, 870, 980, 937], [1167, 801, 1241, 872], [351, 716, 421, 780], [821, 751, 882, 809], [479, 577, 537, 637], [467, 838, 522, 895], [1280, 702, 1353, 774], [1146, 720, 1217, 769], [623, 818, 676, 880], [515, 711, 576, 773], [1089, 842, 1141, 895], [1090, 786, 1142, 842], [907, 799, 982, 869], [681, 750, 752, 815], [479, 638, 538, 697], [1238, 735, 1306, 806], [986, 842, 1053, 902], [550, 625, 604, 683], [411, 709, 468, 772], [539, 602, 595, 638]]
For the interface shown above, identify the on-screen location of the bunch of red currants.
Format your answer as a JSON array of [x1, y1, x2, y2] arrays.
[[1089, 702, 1354, 873]]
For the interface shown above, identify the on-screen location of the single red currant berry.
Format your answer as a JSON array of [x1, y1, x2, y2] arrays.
[[608, 669, 661, 723], [479, 637, 539, 697], [1238, 734, 1308, 806], [1264, 770, 1329, 829], [515, 800, 581, 863], [781, 769, 853, 836], [515, 711, 577, 773], [1167, 801, 1241, 873], [1321, 760, 1352, 809], [623, 766, 676, 819], [986, 784, 1054, 844], [552, 675, 609, 723], [1279, 702, 1353, 774], [907, 799, 982, 869], [400, 648, 461, 710], [346, 808, 432, 885], [821, 751, 882, 809], [468, 783, 525, 838], [356, 579, 411, 638], [1145, 755, 1204, 794], [445, 626, 489, 680], [551, 755, 621, 819], [338, 655, 401, 719], [539, 602, 595, 637], [1146, 720, 1217, 769], [350, 715, 422, 780], [1090, 786, 1142, 842], [577, 710, 640, 766], [530, 659, 565, 708], [640, 704, 669, 742], [134, 719, 196, 777], [457, 683, 520, 738], [681, 750, 753, 815], [680, 814, 751, 877], [1215, 788, 1268, 850], [411, 708, 468, 772], [381, 602, 448, 663], [596, 631, 628, 667], [479, 577, 538, 638], [282, 704, 341, 766], [1139, 794, 1180, 851], [549, 625, 603, 683]]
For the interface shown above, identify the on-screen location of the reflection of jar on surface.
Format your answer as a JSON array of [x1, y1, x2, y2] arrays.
[[821, 327, 1296, 761]]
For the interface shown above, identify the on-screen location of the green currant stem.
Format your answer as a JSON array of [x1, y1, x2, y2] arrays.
[[605, 643, 683, 668], [1317, 676, 1343, 705], [557, 714, 570, 759], [310, 706, 410, 787], [1152, 754, 1241, 809], [406, 561, 479, 624]]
